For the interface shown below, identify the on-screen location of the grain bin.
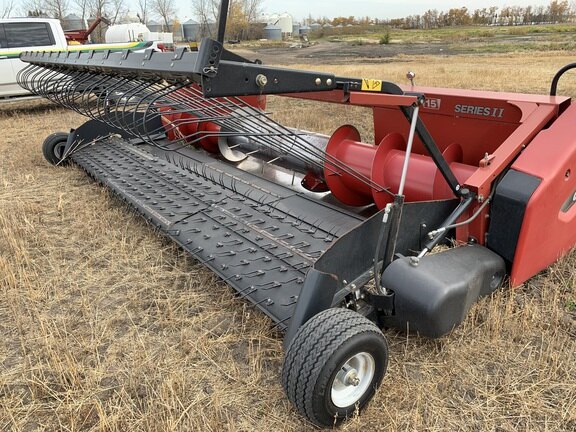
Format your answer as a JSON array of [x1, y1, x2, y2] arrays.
[[147, 20, 162, 32], [62, 14, 83, 31], [182, 19, 200, 41], [276, 13, 293, 36], [263, 25, 282, 41]]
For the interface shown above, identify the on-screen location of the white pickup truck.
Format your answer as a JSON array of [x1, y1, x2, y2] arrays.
[[0, 17, 155, 99]]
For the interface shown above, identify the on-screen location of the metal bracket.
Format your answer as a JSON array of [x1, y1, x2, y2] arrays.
[[196, 37, 224, 77], [400, 105, 463, 198]]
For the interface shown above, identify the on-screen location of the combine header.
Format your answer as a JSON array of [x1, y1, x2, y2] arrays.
[[17, 1, 576, 426]]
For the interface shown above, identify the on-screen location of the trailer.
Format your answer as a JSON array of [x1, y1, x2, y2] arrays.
[[17, 1, 576, 427]]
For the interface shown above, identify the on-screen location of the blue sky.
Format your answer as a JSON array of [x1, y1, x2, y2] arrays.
[[177, 1, 556, 21]]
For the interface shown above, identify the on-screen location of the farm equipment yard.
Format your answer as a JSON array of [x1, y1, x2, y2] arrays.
[[1, 29, 576, 432]]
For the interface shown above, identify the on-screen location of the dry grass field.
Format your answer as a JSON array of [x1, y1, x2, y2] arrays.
[[1, 50, 576, 431]]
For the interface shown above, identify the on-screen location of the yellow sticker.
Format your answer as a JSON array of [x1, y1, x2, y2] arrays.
[[361, 79, 382, 92]]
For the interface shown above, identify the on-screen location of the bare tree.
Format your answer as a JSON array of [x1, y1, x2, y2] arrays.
[[191, 0, 214, 24], [191, 0, 204, 21], [21, 0, 46, 16], [75, 0, 90, 23], [1, 0, 15, 18], [191, 0, 263, 39], [532, 5, 547, 23], [152, 0, 175, 30], [136, 0, 149, 24], [44, 0, 69, 19], [82, 0, 109, 41], [109, 0, 127, 24], [88, 0, 107, 17], [242, 0, 261, 24], [191, 0, 218, 38], [422, 9, 439, 28]]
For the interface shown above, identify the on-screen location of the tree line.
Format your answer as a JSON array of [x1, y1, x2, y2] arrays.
[[307, 1, 576, 29], [0, 0, 264, 41], [191, 0, 262, 40], [0, 0, 177, 29]]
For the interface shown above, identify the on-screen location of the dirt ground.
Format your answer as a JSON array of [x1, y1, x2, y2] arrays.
[[232, 38, 476, 67], [232, 31, 576, 65], [234, 41, 455, 65], [1, 46, 576, 431]]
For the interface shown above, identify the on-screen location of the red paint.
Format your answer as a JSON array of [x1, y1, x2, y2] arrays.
[[323, 126, 477, 208], [160, 89, 266, 153], [506, 103, 576, 285]]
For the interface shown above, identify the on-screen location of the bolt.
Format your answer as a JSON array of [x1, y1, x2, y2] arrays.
[[315, 78, 321, 86], [409, 256, 420, 267], [326, 78, 333, 86], [346, 371, 360, 386], [255, 74, 268, 87]]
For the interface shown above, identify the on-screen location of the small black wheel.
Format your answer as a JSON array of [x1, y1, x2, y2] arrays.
[[42, 132, 69, 165], [282, 308, 388, 427]]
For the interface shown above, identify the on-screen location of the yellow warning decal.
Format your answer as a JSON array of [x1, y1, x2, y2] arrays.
[[361, 79, 382, 92]]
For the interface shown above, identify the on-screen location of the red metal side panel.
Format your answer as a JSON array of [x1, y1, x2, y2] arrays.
[[373, 106, 519, 165], [508, 103, 576, 285]]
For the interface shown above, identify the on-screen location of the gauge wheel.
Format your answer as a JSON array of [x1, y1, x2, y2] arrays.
[[42, 132, 69, 165], [282, 308, 388, 427]]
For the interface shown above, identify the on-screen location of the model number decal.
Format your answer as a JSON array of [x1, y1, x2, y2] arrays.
[[423, 98, 441, 110], [455, 104, 505, 118]]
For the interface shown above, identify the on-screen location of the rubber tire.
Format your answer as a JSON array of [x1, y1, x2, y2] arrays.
[[282, 308, 388, 427], [42, 132, 69, 166]]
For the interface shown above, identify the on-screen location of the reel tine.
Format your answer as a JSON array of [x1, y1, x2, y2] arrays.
[[17, 59, 383, 195]]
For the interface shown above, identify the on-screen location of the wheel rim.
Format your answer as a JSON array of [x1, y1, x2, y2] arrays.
[[54, 142, 66, 160], [331, 352, 375, 408]]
